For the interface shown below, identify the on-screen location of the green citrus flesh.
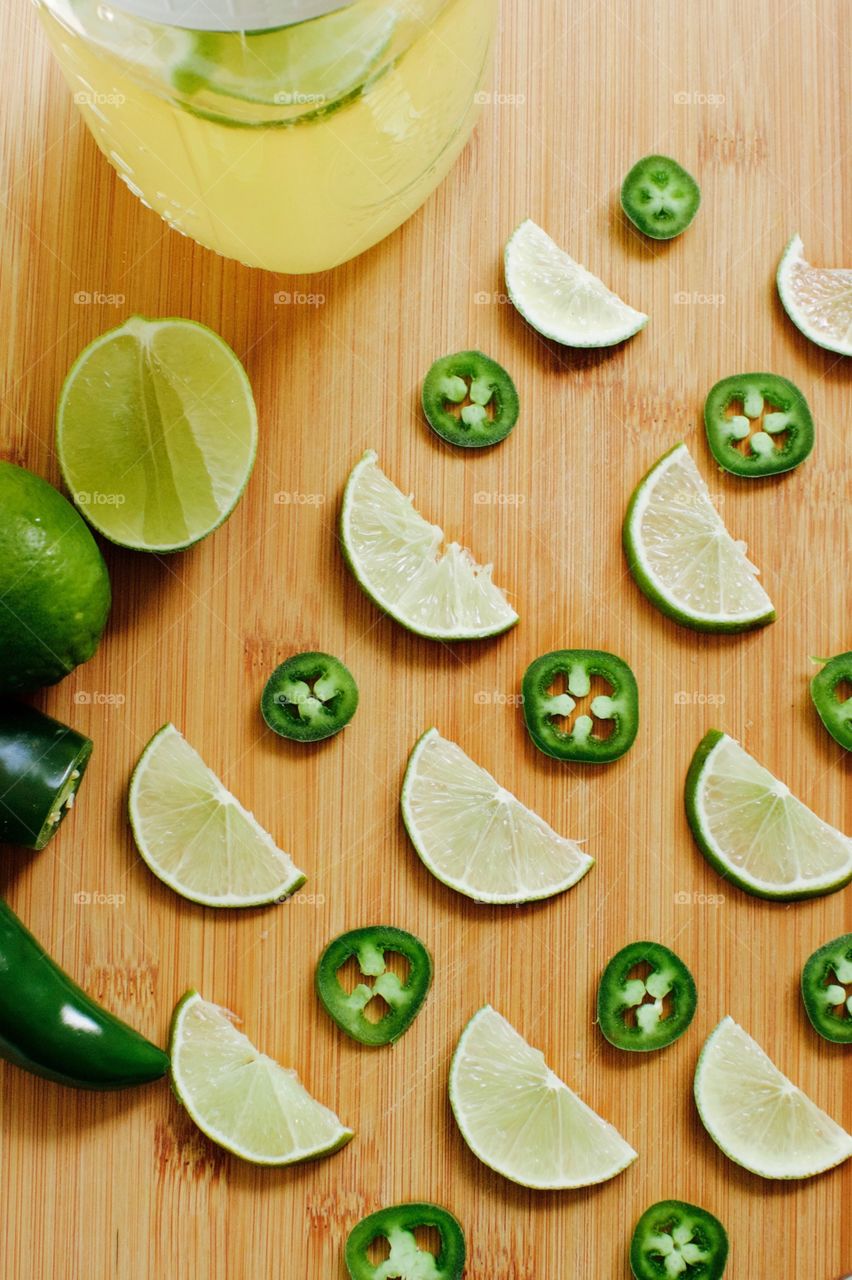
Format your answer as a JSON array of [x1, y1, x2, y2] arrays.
[[449, 1005, 637, 1189], [401, 729, 593, 903], [685, 731, 852, 900], [129, 723, 305, 908], [623, 443, 775, 632], [777, 234, 852, 357], [340, 451, 518, 640], [694, 1016, 852, 1179], [169, 991, 353, 1165], [57, 316, 257, 552], [0, 462, 111, 693]]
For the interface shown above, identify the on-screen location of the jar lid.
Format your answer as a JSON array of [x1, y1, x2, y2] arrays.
[[108, 0, 353, 30]]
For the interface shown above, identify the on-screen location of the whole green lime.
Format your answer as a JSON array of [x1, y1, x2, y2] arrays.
[[0, 462, 111, 693]]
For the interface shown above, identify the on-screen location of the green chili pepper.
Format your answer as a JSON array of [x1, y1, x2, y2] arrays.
[[810, 653, 852, 752], [316, 926, 432, 1047], [0, 897, 169, 1088], [345, 1203, 466, 1280], [0, 702, 92, 850], [621, 155, 701, 240], [704, 373, 814, 477], [598, 941, 697, 1052], [801, 933, 852, 1044], [521, 649, 639, 763], [261, 651, 359, 742], [421, 350, 519, 448], [630, 1199, 729, 1279]]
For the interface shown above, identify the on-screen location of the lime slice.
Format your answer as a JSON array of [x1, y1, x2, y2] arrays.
[[339, 451, 518, 641], [69, 0, 196, 81], [57, 316, 257, 553], [685, 730, 852, 900], [694, 1016, 852, 1179], [401, 729, 593, 903], [129, 724, 305, 908], [170, 991, 353, 1165], [777, 234, 852, 357], [449, 1006, 637, 1189], [504, 219, 648, 347], [623, 443, 775, 632]]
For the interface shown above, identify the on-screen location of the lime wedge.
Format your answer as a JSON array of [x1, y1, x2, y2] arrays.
[[129, 724, 305, 908], [623, 443, 775, 632], [694, 1016, 852, 1179], [777, 234, 852, 357], [170, 991, 353, 1165], [339, 451, 518, 641], [504, 219, 648, 347], [685, 730, 852, 900], [449, 1006, 637, 1189], [57, 316, 257, 553], [401, 729, 593, 903]]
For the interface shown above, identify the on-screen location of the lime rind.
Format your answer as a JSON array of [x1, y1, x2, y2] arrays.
[[169, 991, 353, 1165], [401, 728, 593, 904], [694, 1016, 852, 1179], [449, 1005, 637, 1189], [129, 723, 305, 908], [684, 730, 852, 900], [504, 219, 648, 348], [623, 443, 776, 633], [339, 451, 518, 641], [777, 234, 852, 357]]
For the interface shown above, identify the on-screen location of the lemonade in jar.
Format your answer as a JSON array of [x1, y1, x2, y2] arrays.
[[36, 0, 497, 272]]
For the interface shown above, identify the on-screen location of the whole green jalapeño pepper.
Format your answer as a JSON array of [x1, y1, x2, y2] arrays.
[[522, 649, 639, 763], [345, 1203, 466, 1280], [0, 702, 92, 850], [810, 653, 852, 752], [598, 941, 697, 1052], [801, 933, 852, 1044], [0, 898, 169, 1088], [630, 1199, 729, 1279], [316, 926, 432, 1047]]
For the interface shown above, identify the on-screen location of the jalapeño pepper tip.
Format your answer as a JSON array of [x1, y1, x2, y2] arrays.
[[0, 702, 93, 850]]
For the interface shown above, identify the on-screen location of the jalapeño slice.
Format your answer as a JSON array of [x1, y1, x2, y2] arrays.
[[345, 1203, 466, 1280], [801, 933, 852, 1044], [522, 649, 639, 763], [630, 1199, 729, 1279], [421, 351, 519, 448], [621, 155, 701, 240], [703, 373, 814, 477], [598, 941, 697, 1052], [261, 651, 358, 742], [316, 926, 433, 1046], [810, 652, 852, 752]]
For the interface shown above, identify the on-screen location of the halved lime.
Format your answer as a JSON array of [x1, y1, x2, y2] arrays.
[[694, 1016, 852, 1179], [504, 219, 648, 347], [449, 1006, 637, 1189], [170, 991, 353, 1165], [129, 724, 305, 908], [339, 451, 518, 641], [57, 316, 257, 553], [401, 729, 593, 903], [777, 234, 852, 357], [685, 730, 852, 900], [623, 443, 775, 632]]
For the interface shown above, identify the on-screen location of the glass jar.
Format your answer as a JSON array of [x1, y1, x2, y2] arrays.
[[36, 0, 497, 272]]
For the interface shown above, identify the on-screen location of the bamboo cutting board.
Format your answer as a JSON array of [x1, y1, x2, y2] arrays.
[[1, 1, 850, 1276]]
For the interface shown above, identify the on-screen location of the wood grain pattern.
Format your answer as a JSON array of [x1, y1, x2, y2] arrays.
[[1, 1, 850, 1276]]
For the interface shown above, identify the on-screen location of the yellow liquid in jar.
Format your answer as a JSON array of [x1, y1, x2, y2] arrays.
[[38, 0, 496, 273]]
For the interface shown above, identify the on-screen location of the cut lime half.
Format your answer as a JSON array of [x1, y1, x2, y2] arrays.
[[623, 443, 775, 632], [170, 991, 353, 1165], [57, 316, 257, 553], [340, 451, 518, 641], [694, 1016, 852, 1179], [129, 724, 305, 908], [401, 729, 592, 903], [449, 1006, 636, 1189], [777, 234, 852, 357], [504, 219, 648, 347], [685, 730, 852, 900]]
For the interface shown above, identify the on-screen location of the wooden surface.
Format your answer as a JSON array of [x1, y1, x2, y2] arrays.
[[2, 1, 850, 1276]]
